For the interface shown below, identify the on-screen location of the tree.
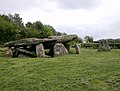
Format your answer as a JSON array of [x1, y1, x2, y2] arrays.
[[7, 13, 27, 39], [84, 36, 93, 43], [0, 15, 18, 43], [0, 13, 67, 44], [78, 37, 83, 43], [26, 22, 33, 28], [8, 13, 24, 29], [44, 25, 56, 35], [32, 21, 44, 30], [41, 25, 52, 38]]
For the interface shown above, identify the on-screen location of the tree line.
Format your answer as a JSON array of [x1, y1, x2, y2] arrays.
[[0, 13, 67, 44], [0, 13, 119, 45]]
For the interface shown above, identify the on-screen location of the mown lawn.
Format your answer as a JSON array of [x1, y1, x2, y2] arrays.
[[0, 48, 120, 91]]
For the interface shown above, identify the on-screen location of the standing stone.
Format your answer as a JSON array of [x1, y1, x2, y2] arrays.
[[98, 39, 111, 52], [53, 43, 68, 56], [36, 44, 45, 57], [75, 44, 80, 54]]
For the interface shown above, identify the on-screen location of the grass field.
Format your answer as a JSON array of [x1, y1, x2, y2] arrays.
[[0, 48, 120, 91]]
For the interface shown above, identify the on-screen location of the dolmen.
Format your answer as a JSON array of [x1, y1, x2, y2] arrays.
[[4, 34, 80, 58]]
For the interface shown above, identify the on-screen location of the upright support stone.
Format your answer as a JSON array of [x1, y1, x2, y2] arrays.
[[6, 47, 19, 58], [98, 39, 111, 52], [53, 43, 68, 56], [5, 47, 13, 57], [36, 44, 45, 57], [12, 48, 19, 58], [75, 44, 80, 54]]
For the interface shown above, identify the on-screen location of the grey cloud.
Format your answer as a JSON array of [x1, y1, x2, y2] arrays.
[[0, 0, 102, 13], [0, 0, 54, 13], [55, 16, 120, 40], [55, 0, 101, 10], [0, 0, 37, 13]]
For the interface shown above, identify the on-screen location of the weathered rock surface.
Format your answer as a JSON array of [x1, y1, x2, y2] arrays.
[[53, 43, 68, 56], [4, 38, 57, 47], [18, 54, 32, 58], [49, 34, 78, 43], [98, 39, 111, 52], [36, 44, 45, 57], [5, 48, 13, 57], [16, 48, 36, 57]]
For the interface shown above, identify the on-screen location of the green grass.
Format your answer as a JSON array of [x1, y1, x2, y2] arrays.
[[0, 48, 120, 91]]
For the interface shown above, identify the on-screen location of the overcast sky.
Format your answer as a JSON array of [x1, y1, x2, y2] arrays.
[[0, 0, 120, 40]]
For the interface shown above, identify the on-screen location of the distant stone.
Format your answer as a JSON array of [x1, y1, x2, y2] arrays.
[[53, 43, 68, 56], [75, 44, 80, 54], [98, 39, 111, 52]]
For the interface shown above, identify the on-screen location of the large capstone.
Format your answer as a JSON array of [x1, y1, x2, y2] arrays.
[[98, 39, 111, 52], [49, 34, 78, 43], [53, 43, 68, 56], [4, 38, 57, 48]]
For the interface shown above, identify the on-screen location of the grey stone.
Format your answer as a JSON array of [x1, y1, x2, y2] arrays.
[[18, 54, 32, 58], [36, 44, 45, 57], [4, 38, 56, 47], [75, 44, 80, 54], [5, 48, 13, 57], [49, 34, 78, 43], [53, 43, 68, 56], [98, 39, 111, 52], [16, 48, 36, 57]]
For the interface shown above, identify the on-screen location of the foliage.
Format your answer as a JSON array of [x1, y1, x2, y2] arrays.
[[84, 36, 93, 43], [8, 13, 24, 29], [41, 25, 52, 38], [81, 43, 99, 49], [0, 15, 18, 44], [68, 37, 83, 46], [107, 38, 120, 43], [44, 25, 56, 36], [0, 13, 67, 44], [0, 49, 120, 91]]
